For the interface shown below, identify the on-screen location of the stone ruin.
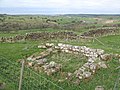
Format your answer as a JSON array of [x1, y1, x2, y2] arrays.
[[26, 47, 62, 75], [25, 43, 113, 84], [0, 31, 92, 43], [81, 27, 119, 37], [0, 35, 25, 43]]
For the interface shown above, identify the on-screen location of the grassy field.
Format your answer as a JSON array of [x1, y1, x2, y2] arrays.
[[0, 14, 120, 90], [0, 28, 120, 90]]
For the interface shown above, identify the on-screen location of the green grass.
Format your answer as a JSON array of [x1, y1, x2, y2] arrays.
[[0, 28, 66, 37], [0, 30, 120, 90], [48, 52, 87, 73], [88, 35, 120, 54], [0, 41, 42, 60], [0, 14, 120, 90]]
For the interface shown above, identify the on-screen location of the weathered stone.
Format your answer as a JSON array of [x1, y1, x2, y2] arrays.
[[67, 72, 72, 76], [64, 49, 69, 53], [35, 49, 52, 60], [45, 43, 54, 48], [83, 71, 92, 79], [42, 64, 50, 70], [43, 61, 62, 75], [66, 72, 73, 80], [27, 56, 34, 61], [95, 86, 104, 90], [78, 76, 83, 80], [46, 69, 53, 76], [83, 63, 90, 68], [58, 43, 63, 47], [89, 63, 97, 71], [88, 58, 95, 63], [100, 54, 112, 61], [58, 79, 64, 83], [49, 61, 57, 68], [51, 69, 56, 73], [79, 66, 86, 72], [98, 61, 108, 68], [47, 48, 53, 52], [0, 82, 5, 90], [27, 62, 33, 67], [38, 45, 47, 49], [36, 58, 47, 65], [54, 46, 60, 49], [73, 52, 79, 54], [96, 49, 104, 55]]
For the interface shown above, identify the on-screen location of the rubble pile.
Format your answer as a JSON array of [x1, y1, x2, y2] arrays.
[[42, 61, 62, 75], [26, 47, 62, 75], [27, 48, 53, 61]]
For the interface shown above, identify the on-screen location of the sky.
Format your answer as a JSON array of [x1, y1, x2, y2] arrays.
[[0, 0, 120, 14]]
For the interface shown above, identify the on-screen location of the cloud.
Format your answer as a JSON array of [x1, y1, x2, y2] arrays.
[[0, 0, 120, 14], [0, 0, 70, 8]]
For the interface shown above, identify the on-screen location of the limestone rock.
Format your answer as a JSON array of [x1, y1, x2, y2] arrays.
[[66, 72, 73, 80], [95, 86, 104, 90], [36, 58, 47, 66], [43, 61, 62, 75], [100, 54, 112, 61], [98, 61, 108, 68], [96, 49, 104, 55], [54, 46, 60, 49], [78, 76, 83, 80], [83, 63, 90, 68], [89, 63, 97, 73], [42, 64, 50, 70], [27, 62, 34, 67], [58, 79, 64, 83], [38, 45, 47, 49], [45, 43, 54, 48], [83, 71, 92, 79], [58, 43, 63, 47], [49, 61, 57, 68], [27, 56, 34, 61], [0, 82, 5, 90], [88, 58, 95, 63]]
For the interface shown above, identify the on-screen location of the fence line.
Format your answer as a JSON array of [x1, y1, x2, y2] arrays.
[[0, 56, 64, 90], [19, 59, 25, 90], [113, 68, 120, 90]]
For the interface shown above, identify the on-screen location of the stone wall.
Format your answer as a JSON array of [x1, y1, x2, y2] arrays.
[[81, 27, 120, 37], [0, 31, 92, 43], [25, 43, 112, 84]]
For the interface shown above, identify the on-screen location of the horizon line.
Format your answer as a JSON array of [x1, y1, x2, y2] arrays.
[[1, 13, 120, 16]]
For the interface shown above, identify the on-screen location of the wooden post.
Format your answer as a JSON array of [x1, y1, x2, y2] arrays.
[[18, 59, 25, 90], [93, 35, 95, 43]]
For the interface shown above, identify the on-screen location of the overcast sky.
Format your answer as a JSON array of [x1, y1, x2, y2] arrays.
[[0, 0, 120, 14]]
